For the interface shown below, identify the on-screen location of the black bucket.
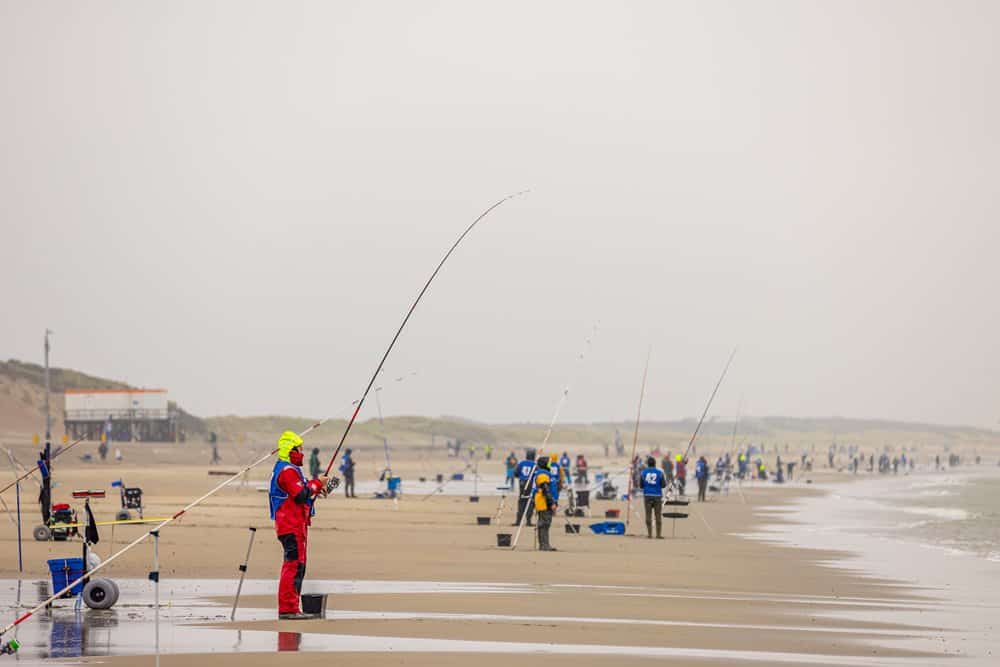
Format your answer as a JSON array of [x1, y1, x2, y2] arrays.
[[476, 516, 491, 525], [496, 533, 512, 547], [436, 473, 444, 483], [419, 477, 427, 483], [301, 593, 327, 616], [573, 508, 585, 517], [565, 523, 581, 534], [469, 496, 480, 503]]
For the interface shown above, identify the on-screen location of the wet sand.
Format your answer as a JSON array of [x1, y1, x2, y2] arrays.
[[0, 438, 985, 665]]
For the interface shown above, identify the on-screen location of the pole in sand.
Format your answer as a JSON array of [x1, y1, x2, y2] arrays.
[[15, 479, 22, 574], [150, 529, 160, 667], [231, 527, 257, 621], [624, 346, 652, 534]]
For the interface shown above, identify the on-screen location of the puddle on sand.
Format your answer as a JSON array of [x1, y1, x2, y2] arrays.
[[0, 578, 941, 666]]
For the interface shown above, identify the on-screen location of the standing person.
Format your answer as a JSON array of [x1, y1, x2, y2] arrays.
[[695, 456, 709, 502], [675, 454, 687, 495], [505, 452, 518, 488], [308, 447, 321, 481], [98, 432, 109, 462], [662, 452, 673, 485], [533, 457, 557, 551], [515, 449, 537, 527], [559, 452, 570, 473], [641, 456, 666, 539], [549, 455, 562, 507], [211, 439, 221, 465], [339, 448, 356, 498], [575, 454, 589, 484], [485, 444, 493, 460], [268, 431, 331, 620]]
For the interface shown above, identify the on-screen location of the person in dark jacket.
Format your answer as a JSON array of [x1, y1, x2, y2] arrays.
[[695, 455, 709, 502]]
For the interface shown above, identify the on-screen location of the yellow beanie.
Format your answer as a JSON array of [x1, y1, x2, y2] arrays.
[[277, 431, 304, 462]]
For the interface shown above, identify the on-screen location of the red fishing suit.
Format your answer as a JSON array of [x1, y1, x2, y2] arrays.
[[269, 431, 325, 615]]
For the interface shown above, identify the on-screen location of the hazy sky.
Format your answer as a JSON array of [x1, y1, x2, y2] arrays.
[[3, 1, 998, 428]]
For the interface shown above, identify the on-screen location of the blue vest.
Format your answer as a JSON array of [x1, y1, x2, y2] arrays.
[[269, 460, 315, 519], [516, 459, 535, 482], [549, 463, 561, 500], [641, 467, 665, 497]]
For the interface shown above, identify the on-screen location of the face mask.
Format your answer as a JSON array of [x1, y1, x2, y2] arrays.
[[289, 449, 304, 466]]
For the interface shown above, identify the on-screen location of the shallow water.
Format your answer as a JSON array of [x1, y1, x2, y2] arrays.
[[746, 468, 1000, 664], [0, 578, 946, 666]]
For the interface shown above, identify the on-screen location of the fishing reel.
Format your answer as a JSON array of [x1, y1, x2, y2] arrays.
[[1, 638, 20, 655], [324, 476, 340, 495]]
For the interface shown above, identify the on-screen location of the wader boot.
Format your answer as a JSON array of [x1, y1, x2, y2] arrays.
[[536, 510, 555, 551]]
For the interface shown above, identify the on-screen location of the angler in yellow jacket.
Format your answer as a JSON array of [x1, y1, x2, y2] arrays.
[[533, 457, 558, 551]]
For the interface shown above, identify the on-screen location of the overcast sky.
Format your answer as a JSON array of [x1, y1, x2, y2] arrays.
[[2, 1, 997, 428]]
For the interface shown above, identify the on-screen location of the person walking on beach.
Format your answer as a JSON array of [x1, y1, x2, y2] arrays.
[[505, 452, 517, 488], [641, 456, 666, 539], [695, 456, 709, 502], [339, 448, 356, 498], [575, 454, 589, 484], [533, 456, 557, 551], [675, 454, 687, 495], [515, 449, 537, 526], [268, 431, 331, 620]]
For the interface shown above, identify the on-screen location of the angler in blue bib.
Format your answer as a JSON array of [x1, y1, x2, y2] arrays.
[[641, 456, 667, 539], [549, 457, 562, 505], [514, 449, 537, 527]]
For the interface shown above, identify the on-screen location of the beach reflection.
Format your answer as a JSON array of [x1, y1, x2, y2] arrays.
[[277, 631, 301, 651]]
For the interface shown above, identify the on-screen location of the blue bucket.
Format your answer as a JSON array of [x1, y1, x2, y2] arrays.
[[451, 473, 464, 481], [47, 557, 85, 597], [387, 477, 401, 492]]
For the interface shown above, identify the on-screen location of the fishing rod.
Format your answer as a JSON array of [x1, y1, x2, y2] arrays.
[[510, 324, 599, 550], [680, 347, 737, 463], [323, 191, 527, 479], [624, 346, 652, 533], [0, 397, 364, 642], [0, 436, 88, 496]]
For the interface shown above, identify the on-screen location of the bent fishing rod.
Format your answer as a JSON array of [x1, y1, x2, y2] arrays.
[[322, 190, 527, 478], [680, 347, 737, 463], [510, 323, 599, 550], [0, 396, 367, 640], [0, 436, 89, 497]]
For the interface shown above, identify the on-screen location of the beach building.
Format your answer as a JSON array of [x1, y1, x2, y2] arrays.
[[63, 388, 178, 442]]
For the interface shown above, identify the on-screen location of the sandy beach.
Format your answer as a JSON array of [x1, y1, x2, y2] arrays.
[[2, 437, 997, 666]]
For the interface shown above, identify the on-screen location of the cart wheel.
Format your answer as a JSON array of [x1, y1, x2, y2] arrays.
[[115, 510, 131, 521], [33, 525, 51, 541], [82, 578, 119, 610], [107, 578, 120, 600]]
